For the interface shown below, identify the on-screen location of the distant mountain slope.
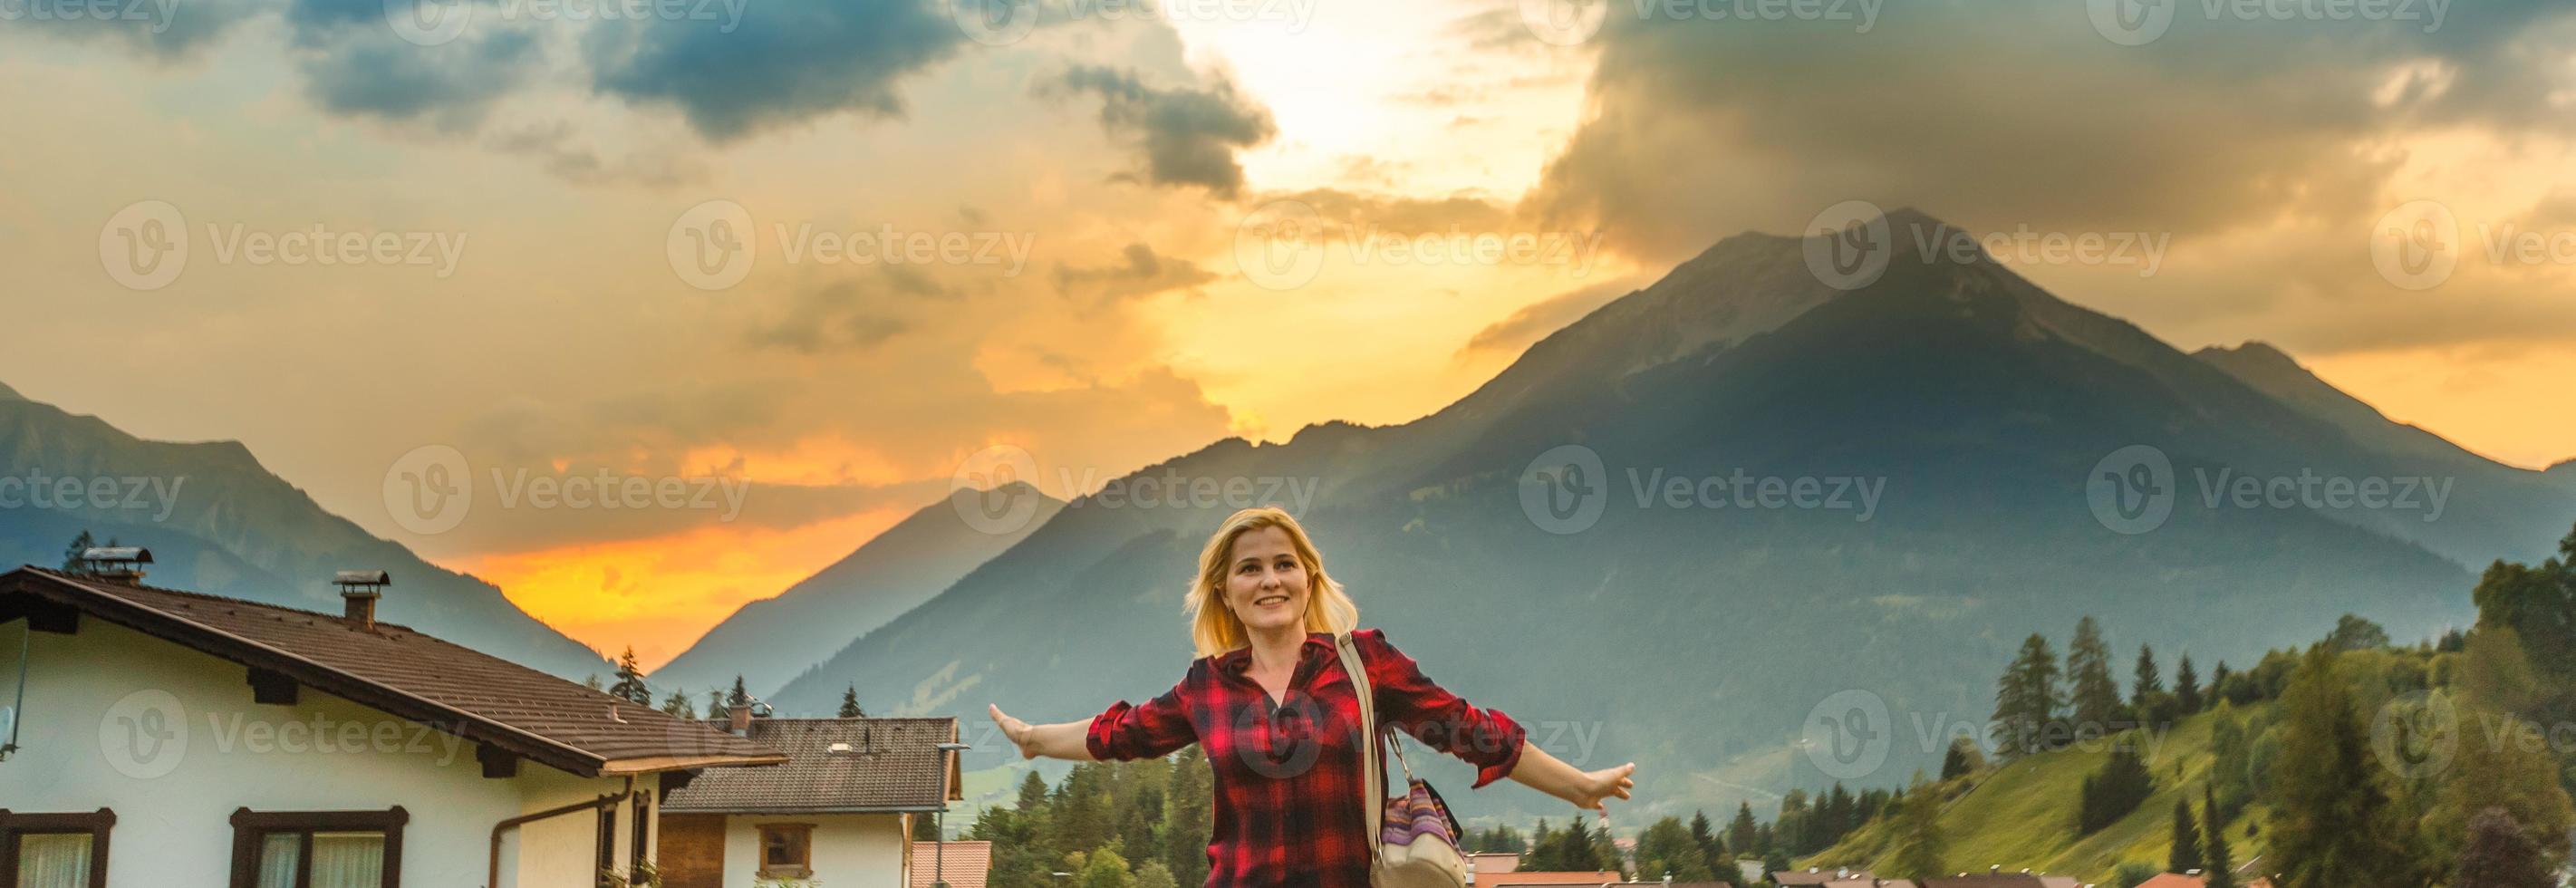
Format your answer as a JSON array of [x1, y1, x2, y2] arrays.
[[2192, 341, 2574, 565], [766, 210, 2557, 825], [652, 484, 1063, 697], [0, 389, 605, 678], [1809, 707, 2272, 883]]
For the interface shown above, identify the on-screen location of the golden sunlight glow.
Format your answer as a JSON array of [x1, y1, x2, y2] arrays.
[[460, 507, 911, 671]]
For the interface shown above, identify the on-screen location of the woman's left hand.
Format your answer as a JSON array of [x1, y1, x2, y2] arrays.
[[1571, 762, 1635, 811]]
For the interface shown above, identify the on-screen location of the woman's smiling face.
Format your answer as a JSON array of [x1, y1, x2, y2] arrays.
[[1223, 525, 1310, 633]]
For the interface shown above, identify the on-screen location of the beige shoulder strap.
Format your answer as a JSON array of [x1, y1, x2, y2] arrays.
[[1335, 631, 1384, 868]]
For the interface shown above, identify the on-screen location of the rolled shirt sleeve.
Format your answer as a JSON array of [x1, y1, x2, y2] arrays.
[[1085, 679, 1198, 761], [1358, 628, 1528, 788]]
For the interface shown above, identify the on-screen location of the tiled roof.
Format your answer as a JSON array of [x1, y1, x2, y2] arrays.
[[911, 841, 991, 888], [0, 566, 783, 777], [1919, 877, 2049, 888], [661, 718, 962, 813], [1468, 853, 1523, 875], [1777, 872, 1873, 887], [2137, 875, 2204, 888]]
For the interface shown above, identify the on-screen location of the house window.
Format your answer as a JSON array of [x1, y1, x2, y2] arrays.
[[0, 809, 115, 888], [755, 824, 814, 880], [227, 807, 406, 888]]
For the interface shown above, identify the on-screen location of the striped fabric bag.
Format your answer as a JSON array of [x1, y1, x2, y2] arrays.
[[1336, 632, 1471, 888]]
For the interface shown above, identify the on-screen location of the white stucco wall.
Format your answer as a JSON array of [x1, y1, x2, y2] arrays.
[[718, 813, 906, 888], [0, 617, 661, 888]]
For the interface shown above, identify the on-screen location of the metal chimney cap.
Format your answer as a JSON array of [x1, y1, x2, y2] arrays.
[[81, 546, 151, 564], [333, 569, 391, 585]]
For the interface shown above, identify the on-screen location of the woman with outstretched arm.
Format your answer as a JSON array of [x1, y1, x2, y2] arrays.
[[989, 506, 1636, 888]]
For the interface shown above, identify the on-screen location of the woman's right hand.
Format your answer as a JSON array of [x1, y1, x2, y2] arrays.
[[989, 703, 1040, 759]]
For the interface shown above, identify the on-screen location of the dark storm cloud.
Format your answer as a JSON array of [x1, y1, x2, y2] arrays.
[[585, 0, 967, 141], [1043, 65, 1277, 199], [1526, 0, 2576, 262]]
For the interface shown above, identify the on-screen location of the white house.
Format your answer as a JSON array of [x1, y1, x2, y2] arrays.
[[658, 717, 964, 888], [0, 558, 788, 888]]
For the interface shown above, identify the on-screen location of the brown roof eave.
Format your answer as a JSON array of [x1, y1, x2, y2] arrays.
[[4, 568, 612, 777], [599, 752, 790, 776]]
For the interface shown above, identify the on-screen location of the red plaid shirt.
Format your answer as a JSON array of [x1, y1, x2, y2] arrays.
[[1086, 628, 1527, 888]]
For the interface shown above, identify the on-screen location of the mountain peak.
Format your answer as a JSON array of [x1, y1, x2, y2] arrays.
[[2195, 340, 2300, 368], [0, 381, 24, 401]]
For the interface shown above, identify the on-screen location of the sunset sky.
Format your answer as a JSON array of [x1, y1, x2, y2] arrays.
[[5, 0, 2573, 666]]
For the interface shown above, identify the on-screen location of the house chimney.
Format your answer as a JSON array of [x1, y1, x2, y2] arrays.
[[78, 546, 152, 584], [333, 570, 390, 631], [728, 687, 754, 735]]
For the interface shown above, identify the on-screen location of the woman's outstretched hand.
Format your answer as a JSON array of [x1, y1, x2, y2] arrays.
[[1571, 762, 1636, 811], [989, 703, 1040, 759]]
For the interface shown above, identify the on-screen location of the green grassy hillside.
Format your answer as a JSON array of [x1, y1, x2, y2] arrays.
[[1806, 707, 2275, 883]]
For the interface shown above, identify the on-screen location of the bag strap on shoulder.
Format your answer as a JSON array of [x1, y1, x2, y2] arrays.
[[1335, 631, 1386, 867]]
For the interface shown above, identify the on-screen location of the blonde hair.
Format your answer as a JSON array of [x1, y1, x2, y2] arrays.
[[1186, 506, 1358, 658]]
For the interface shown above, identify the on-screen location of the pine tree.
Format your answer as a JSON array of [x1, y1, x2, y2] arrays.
[[1729, 803, 1761, 855], [2133, 644, 2164, 709], [1525, 820, 1561, 871], [661, 689, 696, 719], [609, 647, 653, 705], [2069, 616, 2123, 731], [1162, 747, 1212, 888], [728, 676, 751, 717], [2204, 785, 2235, 888], [2168, 797, 2202, 874], [1992, 633, 2063, 758], [2078, 739, 2155, 834], [704, 689, 729, 722], [60, 530, 95, 572], [2176, 655, 2203, 714], [839, 685, 865, 718], [1886, 778, 1946, 881], [1939, 737, 1981, 781], [2268, 645, 2407, 888], [584, 674, 603, 690], [1687, 809, 1726, 878]]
